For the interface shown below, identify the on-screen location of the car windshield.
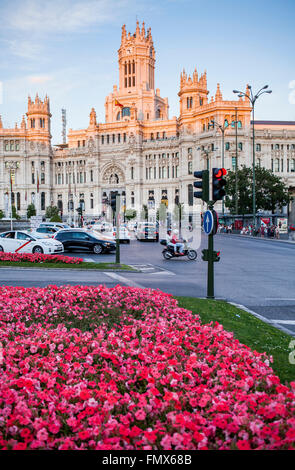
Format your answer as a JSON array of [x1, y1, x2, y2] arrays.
[[31, 232, 50, 240]]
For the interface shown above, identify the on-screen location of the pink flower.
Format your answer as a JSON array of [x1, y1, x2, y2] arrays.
[[135, 409, 146, 421]]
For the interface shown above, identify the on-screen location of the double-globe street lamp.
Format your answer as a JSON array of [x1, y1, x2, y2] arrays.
[[233, 85, 272, 231]]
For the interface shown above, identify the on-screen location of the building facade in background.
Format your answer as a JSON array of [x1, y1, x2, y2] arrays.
[[1, 22, 295, 223]]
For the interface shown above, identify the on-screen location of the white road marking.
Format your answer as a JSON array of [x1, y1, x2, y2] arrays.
[[271, 320, 295, 325], [149, 270, 175, 276], [83, 257, 95, 263], [104, 272, 146, 289], [265, 298, 295, 301]]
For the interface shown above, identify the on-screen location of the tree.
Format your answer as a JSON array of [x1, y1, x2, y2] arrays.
[[0, 210, 4, 219], [12, 206, 21, 220], [224, 165, 291, 215], [46, 206, 59, 219], [27, 203, 36, 219], [50, 214, 62, 223], [125, 209, 137, 221]]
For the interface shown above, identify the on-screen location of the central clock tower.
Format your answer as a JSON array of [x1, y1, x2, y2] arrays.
[[118, 21, 155, 91]]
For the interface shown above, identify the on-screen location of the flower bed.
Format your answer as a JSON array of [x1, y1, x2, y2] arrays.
[[0, 285, 294, 450], [0, 252, 83, 264]]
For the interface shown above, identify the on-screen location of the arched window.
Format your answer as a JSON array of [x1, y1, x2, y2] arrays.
[[291, 159, 295, 172], [116, 111, 121, 121], [224, 119, 229, 128], [122, 107, 130, 118], [40, 118, 43, 128], [17, 192, 20, 211], [275, 158, 280, 172], [156, 108, 161, 119], [41, 192, 45, 211], [11, 192, 15, 206]]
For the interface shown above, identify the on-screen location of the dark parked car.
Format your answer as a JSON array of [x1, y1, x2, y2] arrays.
[[54, 229, 116, 254]]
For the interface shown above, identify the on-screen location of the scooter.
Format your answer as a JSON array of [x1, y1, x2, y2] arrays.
[[160, 239, 197, 260]]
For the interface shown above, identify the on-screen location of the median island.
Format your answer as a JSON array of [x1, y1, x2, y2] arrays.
[[0, 252, 135, 271]]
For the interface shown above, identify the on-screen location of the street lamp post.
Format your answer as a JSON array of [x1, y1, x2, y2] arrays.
[[233, 85, 272, 232], [5, 161, 19, 230]]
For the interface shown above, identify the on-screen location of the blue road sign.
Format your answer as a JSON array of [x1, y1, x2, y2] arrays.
[[203, 210, 214, 235]]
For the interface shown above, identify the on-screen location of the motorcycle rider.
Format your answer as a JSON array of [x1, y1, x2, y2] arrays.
[[172, 229, 185, 255], [166, 229, 175, 251]]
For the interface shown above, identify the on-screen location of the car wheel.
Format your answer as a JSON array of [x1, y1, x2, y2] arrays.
[[93, 244, 103, 254], [33, 246, 44, 254], [0, 246, 3, 252]]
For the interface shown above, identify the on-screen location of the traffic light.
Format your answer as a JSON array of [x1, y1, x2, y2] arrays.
[[213, 250, 220, 262], [202, 249, 209, 261], [202, 249, 220, 262], [212, 168, 227, 201], [76, 206, 82, 216], [194, 170, 209, 202]]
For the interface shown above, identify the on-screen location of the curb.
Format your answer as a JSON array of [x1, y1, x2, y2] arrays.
[[228, 301, 295, 337], [216, 233, 295, 245], [0, 266, 140, 273]]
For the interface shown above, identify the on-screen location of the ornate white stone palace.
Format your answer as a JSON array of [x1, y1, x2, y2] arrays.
[[1, 22, 295, 223]]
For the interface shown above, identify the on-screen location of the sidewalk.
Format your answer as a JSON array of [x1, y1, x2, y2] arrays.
[[217, 232, 295, 245]]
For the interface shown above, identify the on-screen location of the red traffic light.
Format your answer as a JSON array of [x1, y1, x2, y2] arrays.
[[215, 168, 227, 178]]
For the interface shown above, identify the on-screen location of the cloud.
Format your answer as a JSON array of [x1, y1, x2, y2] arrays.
[[28, 75, 53, 84], [5, 0, 132, 34], [5, 39, 43, 60]]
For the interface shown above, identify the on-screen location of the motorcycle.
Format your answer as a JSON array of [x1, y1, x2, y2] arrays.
[[160, 239, 197, 260]]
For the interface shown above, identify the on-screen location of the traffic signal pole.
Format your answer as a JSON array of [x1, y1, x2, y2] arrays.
[[207, 233, 214, 298], [199, 168, 226, 300], [115, 195, 120, 264]]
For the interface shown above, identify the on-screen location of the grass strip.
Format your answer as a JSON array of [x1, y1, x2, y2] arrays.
[[0, 261, 136, 271], [176, 296, 294, 385]]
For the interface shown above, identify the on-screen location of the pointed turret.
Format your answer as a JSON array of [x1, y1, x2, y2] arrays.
[[121, 24, 126, 44], [89, 107, 97, 128], [141, 21, 145, 38], [136, 20, 140, 37], [21, 115, 26, 130], [215, 83, 223, 102], [0, 115, 2, 129]]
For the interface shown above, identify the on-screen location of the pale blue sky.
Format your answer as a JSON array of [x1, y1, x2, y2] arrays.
[[0, 0, 295, 143]]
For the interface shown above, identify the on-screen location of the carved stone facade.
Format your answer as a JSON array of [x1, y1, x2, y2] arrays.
[[0, 23, 295, 222]]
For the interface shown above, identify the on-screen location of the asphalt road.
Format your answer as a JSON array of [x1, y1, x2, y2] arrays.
[[1, 233, 294, 334]]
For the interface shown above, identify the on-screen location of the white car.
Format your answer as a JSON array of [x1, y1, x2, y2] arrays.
[[0, 231, 64, 254], [100, 226, 131, 243], [39, 222, 70, 230]]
